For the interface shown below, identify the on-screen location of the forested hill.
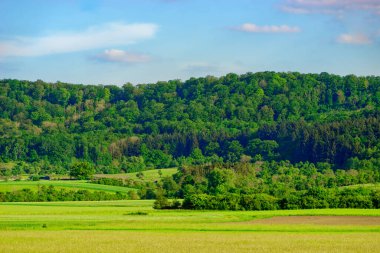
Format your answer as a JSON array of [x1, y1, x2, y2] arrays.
[[1, 72, 380, 174]]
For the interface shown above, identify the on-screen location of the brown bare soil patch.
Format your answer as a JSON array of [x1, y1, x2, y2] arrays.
[[248, 216, 380, 226]]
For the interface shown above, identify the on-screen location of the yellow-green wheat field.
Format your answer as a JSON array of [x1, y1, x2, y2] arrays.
[[0, 200, 379, 253]]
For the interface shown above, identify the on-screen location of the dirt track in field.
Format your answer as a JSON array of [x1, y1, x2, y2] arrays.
[[248, 216, 380, 226]]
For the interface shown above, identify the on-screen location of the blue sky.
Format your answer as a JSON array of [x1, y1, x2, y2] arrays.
[[0, 0, 379, 85]]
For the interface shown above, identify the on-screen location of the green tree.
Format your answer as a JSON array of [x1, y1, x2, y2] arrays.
[[226, 141, 244, 162], [69, 161, 95, 180]]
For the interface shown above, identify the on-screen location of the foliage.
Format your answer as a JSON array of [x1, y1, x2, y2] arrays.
[[153, 161, 380, 210], [0, 72, 379, 173], [69, 161, 95, 180], [181, 188, 380, 211]]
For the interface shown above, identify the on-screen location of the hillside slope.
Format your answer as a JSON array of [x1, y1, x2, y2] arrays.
[[0, 72, 379, 174]]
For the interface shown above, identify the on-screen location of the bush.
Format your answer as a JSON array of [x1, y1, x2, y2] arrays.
[[182, 194, 211, 210], [372, 190, 380, 208], [30, 175, 40, 181], [153, 195, 170, 209], [92, 178, 124, 187], [337, 188, 373, 208], [69, 161, 95, 180]]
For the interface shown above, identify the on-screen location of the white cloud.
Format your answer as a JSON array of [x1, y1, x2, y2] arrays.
[[0, 22, 158, 58], [234, 23, 300, 33], [336, 33, 372, 44], [95, 49, 150, 63]]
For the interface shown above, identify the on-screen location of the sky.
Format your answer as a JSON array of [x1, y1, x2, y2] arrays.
[[0, 0, 379, 85]]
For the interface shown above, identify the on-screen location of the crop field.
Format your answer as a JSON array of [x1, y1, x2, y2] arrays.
[[0, 200, 380, 253], [0, 180, 135, 194], [94, 168, 178, 183]]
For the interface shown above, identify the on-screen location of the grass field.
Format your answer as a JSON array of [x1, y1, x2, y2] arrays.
[[0, 200, 379, 252], [94, 168, 178, 183], [0, 180, 136, 194]]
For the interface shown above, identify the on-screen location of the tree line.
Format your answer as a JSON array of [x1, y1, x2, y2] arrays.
[[153, 162, 380, 210], [179, 187, 380, 210]]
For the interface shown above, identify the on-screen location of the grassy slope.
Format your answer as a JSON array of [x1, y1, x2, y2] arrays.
[[0, 162, 16, 170], [0, 201, 380, 252], [94, 168, 178, 183], [0, 180, 136, 194], [343, 183, 380, 189], [0, 168, 178, 193]]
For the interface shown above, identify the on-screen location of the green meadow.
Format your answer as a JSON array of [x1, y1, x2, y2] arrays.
[[0, 200, 379, 252], [94, 168, 178, 183], [0, 167, 178, 194], [0, 180, 135, 194]]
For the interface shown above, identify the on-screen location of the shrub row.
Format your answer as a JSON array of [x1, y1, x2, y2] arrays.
[[91, 178, 125, 187], [182, 193, 277, 210], [0, 185, 127, 202], [181, 188, 380, 210], [91, 177, 144, 189]]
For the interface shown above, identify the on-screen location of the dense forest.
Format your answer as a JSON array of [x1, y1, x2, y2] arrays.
[[1, 72, 380, 175]]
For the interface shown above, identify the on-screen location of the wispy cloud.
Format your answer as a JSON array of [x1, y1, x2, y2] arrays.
[[282, 0, 380, 15], [0, 22, 158, 58], [281, 1, 379, 46], [336, 33, 373, 45], [183, 62, 220, 75], [233, 23, 300, 33], [95, 49, 151, 63], [182, 61, 248, 77]]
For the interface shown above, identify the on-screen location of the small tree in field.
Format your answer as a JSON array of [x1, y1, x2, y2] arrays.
[[153, 191, 170, 209], [69, 161, 95, 180]]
